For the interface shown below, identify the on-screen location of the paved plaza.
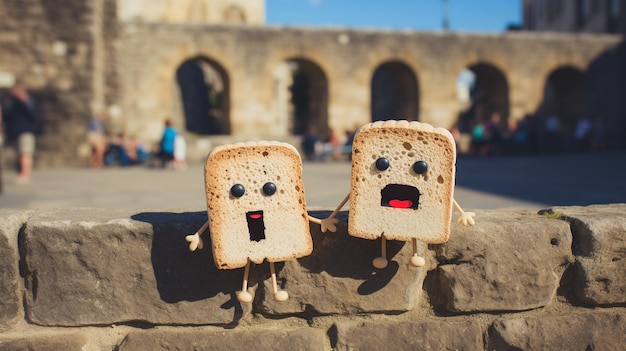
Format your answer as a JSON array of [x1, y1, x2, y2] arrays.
[[1, 152, 625, 212]]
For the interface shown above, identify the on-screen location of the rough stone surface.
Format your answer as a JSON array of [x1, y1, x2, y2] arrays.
[[333, 317, 484, 351], [545, 204, 626, 306], [432, 208, 573, 313], [258, 211, 429, 316], [2, 206, 626, 349], [0, 210, 32, 327], [0, 332, 90, 351], [489, 311, 626, 350], [22, 209, 242, 326], [118, 327, 327, 351]]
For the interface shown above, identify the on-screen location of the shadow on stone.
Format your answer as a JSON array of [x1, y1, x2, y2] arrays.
[[301, 211, 402, 294], [357, 261, 400, 295], [131, 211, 242, 308]]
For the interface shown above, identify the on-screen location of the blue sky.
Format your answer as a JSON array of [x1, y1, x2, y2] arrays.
[[266, 0, 522, 33]]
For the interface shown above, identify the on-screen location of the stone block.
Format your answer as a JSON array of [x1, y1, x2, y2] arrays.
[[333, 317, 484, 351], [544, 204, 626, 305], [118, 327, 327, 351], [489, 311, 626, 350], [0, 210, 32, 326], [258, 211, 428, 316], [0, 332, 89, 351], [22, 209, 242, 326], [432, 208, 572, 313]]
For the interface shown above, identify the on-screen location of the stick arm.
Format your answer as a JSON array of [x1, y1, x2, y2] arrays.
[[453, 199, 475, 226], [308, 193, 350, 233], [185, 219, 210, 251]]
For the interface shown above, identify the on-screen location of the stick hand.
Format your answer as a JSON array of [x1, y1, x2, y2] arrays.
[[185, 233, 204, 251]]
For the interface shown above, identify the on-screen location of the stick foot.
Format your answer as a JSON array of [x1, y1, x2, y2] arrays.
[[410, 255, 426, 267], [373, 257, 388, 269], [274, 290, 289, 302], [237, 291, 253, 303]]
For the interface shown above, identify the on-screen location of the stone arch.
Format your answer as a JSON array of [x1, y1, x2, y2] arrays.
[[280, 57, 329, 137], [456, 62, 510, 131], [370, 60, 419, 122], [175, 56, 230, 135], [539, 66, 587, 137]]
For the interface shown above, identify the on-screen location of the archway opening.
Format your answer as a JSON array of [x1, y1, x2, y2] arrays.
[[176, 57, 230, 135], [286, 58, 329, 136], [541, 66, 586, 137], [371, 61, 419, 122], [455, 63, 509, 155]]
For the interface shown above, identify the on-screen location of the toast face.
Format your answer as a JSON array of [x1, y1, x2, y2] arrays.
[[205, 141, 312, 269], [348, 120, 456, 243]]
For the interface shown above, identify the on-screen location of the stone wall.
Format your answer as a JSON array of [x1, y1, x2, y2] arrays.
[[0, 0, 97, 167], [116, 25, 621, 146], [1, 204, 624, 350], [1, 1, 624, 167]]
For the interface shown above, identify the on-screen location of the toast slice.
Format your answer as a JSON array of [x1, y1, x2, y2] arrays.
[[348, 120, 456, 243], [205, 141, 312, 269]]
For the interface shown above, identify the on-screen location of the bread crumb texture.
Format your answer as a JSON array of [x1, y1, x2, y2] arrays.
[[204, 141, 312, 269], [349, 121, 455, 243]]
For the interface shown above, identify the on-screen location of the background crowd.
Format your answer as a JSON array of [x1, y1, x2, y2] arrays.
[[452, 111, 604, 157], [87, 114, 187, 170]]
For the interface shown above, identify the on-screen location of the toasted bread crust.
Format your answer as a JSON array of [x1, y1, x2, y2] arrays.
[[205, 141, 312, 269], [348, 120, 456, 243]]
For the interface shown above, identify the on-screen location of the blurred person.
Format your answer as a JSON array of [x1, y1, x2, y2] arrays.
[[342, 126, 357, 159], [470, 120, 488, 155], [87, 111, 107, 168], [487, 112, 504, 156], [320, 127, 340, 161], [574, 117, 593, 152], [543, 113, 561, 153], [301, 125, 321, 161], [505, 117, 528, 155], [1, 83, 40, 184], [172, 132, 187, 170], [104, 133, 131, 166], [158, 119, 177, 167], [127, 135, 150, 165], [591, 118, 607, 152]]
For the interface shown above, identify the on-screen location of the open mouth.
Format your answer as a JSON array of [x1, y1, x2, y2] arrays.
[[380, 184, 420, 210], [246, 210, 266, 242]]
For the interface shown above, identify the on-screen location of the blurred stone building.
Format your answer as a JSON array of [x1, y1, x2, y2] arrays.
[[0, 0, 624, 167], [116, 0, 264, 25], [522, 0, 626, 150], [523, 0, 625, 33]]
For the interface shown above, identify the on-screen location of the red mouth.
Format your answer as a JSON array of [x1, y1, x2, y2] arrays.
[[389, 199, 414, 209], [381, 184, 420, 210], [246, 211, 265, 242]]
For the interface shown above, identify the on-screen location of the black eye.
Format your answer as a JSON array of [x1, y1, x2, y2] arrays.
[[375, 157, 390, 171], [230, 184, 245, 198], [413, 161, 428, 174], [262, 182, 276, 196]]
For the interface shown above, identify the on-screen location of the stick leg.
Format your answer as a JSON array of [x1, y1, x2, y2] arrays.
[[410, 238, 426, 267], [270, 262, 288, 302], [237, 259, 253, 303], [373, 235, 388, 269]]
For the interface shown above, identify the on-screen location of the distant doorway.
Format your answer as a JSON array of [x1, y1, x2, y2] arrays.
[[456, 63, 509, 135], [541, 66, 586, 136], [371, 61, 419, 122], [285, 58, 329, 136], [176, 58, 230, 135]]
